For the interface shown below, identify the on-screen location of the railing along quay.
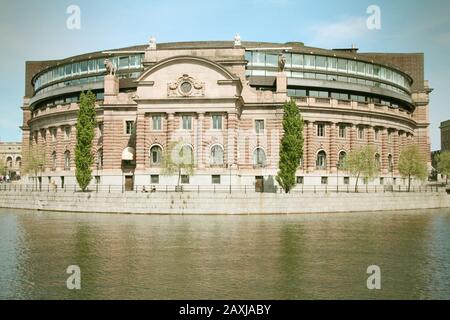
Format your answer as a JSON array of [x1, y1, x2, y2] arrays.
[[0, 183, 444, 194]]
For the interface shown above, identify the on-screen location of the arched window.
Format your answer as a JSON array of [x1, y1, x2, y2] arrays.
[[253, 148, 266, 167], [375, 153, 381, 171], [51, 151, 57, 171], [316, 151, 327, 169], [97, 148, 103, 168], [388, 154, 393, 173], [180, 145, 194, 165], [16, 157, 22, 168], [6, 157, 12, 168], [210, 145, 224, 165], [150, 145, 162, 165], [338, 151, 347, 169], [64, 151, 71, 171]]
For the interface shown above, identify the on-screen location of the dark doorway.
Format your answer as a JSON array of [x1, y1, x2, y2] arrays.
[[125, 176, 134, 191], [61, 176, 65, 189], [255, 176, 264, 193]]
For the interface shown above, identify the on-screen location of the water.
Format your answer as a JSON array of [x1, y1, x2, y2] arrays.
[[0, 208, 449, 300]]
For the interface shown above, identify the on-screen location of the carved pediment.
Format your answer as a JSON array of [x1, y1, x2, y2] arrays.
[[167, 74, 205, 97]]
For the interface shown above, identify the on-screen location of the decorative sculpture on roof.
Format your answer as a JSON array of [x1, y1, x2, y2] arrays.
[[148, 36, 157, 50], [278, 54, 287, 72], [234, 34, 241, 47], [104, 59, 117, 76]]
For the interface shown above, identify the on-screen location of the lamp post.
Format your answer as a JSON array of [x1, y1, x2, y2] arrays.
[[96, 159, 100, 193], [38, 164, 43, 191], [228, 163, 234, 194]]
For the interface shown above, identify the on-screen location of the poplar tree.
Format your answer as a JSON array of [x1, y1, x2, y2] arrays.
[[276, 99, 304, 193], [75, 91, 96, 192]]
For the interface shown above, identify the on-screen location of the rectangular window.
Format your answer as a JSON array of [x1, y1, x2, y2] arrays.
[[357, 62, 365, 75], [327, 57, 337, 71], [321, 177, 328, 185], [252, 52, 265, 66], [296, 176, 304, 185], [358, 127, 365, 140], [152, 116, 162, 131], [64, 126, 71, 140], [316, 56, 327, 69], [51, 128, 57, 142], [317, 124, 325, 137], [374, 128, 380, 141], [338, 59, 347, 72], [182, 116, 192, 130], [181, 175, 190, 184], [98, 123, 103, 137], [80, 61, 88, 73], [212, 115, 222, 130], [119, 56, 129, 69], [151, 175, 159, 184], [348, 61, 357, 74], [339, 125, 347, 138], [266, 54, 278, 67], [304, 55, 315, 69], [255, 120, 265, 134], [292, 54, 303, 68], [125, 121, 135, 135], [380, 177, 384, 185], [344, 177, 350, 185], [212, 175, 221, 185]]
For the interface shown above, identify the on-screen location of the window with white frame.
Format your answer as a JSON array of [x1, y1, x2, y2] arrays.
[[317, 123, 325, 137], [255, 120, 265, 134], [253, 148, 266, 167], [152, 116, 162, 131], [212, 115, 222, 130], [210, 145, 224, 165], [182, 116, 192, 130]]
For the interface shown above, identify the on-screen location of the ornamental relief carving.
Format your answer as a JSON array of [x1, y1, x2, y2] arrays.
[[167, 74, 205, 97]]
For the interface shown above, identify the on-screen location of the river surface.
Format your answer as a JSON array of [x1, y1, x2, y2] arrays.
[[0, 208, 449, 300]]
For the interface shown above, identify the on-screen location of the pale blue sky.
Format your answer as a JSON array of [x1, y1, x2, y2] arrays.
[[0, 0, 449, 150]]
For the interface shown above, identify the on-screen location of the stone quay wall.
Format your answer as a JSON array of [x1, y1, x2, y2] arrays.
[[0, 190, 447, 215]]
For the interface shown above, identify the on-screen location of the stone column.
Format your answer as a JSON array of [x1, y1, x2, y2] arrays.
[[306, 121, 315, 172], [166, 112, 175, 146], [349, 124, 357, 151], [227, 113, 238, 167], [368, 126, 374, 145], [104, 75, 119, 104], [381, 128, 388, 174], [393, 130, 399, 174], [197, 112, 205, 169], [329, 122, 337, 173], [135, 112, 146, 170]]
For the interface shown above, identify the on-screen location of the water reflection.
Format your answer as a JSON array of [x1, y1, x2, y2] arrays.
[[0, 209, 449, 300]]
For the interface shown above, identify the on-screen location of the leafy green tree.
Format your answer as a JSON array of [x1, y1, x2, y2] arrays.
[[276, 99, 304, 193], [343, 145, 378, 192], [75, 91, 97, 192], [398, 145, 428, 192], [22, 145, 46, 188], [162, 141, 195, 188], [0, 158, 6, 176], [436, 151, 450, 185]]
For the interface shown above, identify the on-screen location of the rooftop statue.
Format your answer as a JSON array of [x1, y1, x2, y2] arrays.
[[104, 59, 117, 76]]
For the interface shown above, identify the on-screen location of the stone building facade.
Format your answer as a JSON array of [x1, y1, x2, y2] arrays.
[[440, 120, 450, 152], [0, 142, 22, 177], [20, 39, 432, 190]]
